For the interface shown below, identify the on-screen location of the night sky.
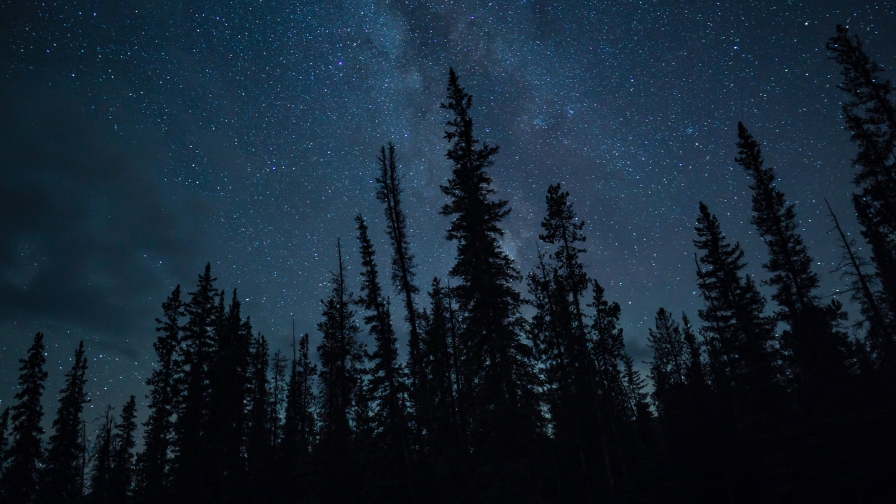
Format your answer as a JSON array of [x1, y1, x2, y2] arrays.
[[1, 1, 894, 419]]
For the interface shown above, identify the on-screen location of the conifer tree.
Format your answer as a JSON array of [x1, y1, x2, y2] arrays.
[[0, 407, 9, 473], [283, 332, 317, 462], [827, 26, 896, 327], [247, 332, 272, 494], [315, 240, 367, 502], [110, 396, 137, 503], [172, 264, 221, 502], [0, 333, 48, 504], [647, 308, 688, 417], [270, 349, 287, 452], [418, 278, 462, 454], [735, 122, 851, 384], [89, 406, 115, 504], [694, 202, 778, 392], [439, 68, 542, 468], [136, 285, 183, 501], [376, 143, 423, 395], [355, 214, 414, 502], [39, 340, 90, 504]]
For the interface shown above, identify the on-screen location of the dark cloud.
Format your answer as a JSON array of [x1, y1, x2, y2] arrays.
[[0, 77, 210, 339]]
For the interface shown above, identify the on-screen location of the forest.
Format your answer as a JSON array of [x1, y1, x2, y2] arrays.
[[0, 25, 894, 504]]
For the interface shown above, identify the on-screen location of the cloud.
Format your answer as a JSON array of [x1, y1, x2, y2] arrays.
[[0, 77, 210, 339]]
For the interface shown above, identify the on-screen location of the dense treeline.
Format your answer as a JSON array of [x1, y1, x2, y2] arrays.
[[1, 26, 894, 504]]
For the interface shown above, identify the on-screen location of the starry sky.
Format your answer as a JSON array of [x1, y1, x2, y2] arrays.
[[1, 0, 894, 418]]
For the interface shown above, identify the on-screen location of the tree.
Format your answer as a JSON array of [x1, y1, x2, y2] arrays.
[[354, 214, 414, 501], [375, 143, 423, 397], [39, 340, 90, 504], [172, 264, 221, 502], [136, 285, 183, 501], [439, 68, 543, 500], [315, 240, 367, 502], [693, 202, 778, 393], [283, 332, 317, 463], [110, 396, 138, 503], [89, 406, 116, 504], [827, 24, 896, 362], [0, 333, 48, 504], [735, 122, 850, 385], [647, 308, 688, 417], [0, 407, 9, 474]]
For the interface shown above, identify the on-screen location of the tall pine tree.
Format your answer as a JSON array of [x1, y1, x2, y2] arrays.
[[375, 143, 423, 398], [136, 285, 183, 502], [0, 333, 48, 504], [735, 122, 851, 385], [439, 68, 543, 501], [39, 340, 90, 504]]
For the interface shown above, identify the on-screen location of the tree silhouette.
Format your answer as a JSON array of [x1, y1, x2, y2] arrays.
[[109, 396, 138, 503], [735, 122, 851, 387], [136, 285, 183, 502], [0, 333, 48, 504], [375, 143, 423, 401], [315, 240, 367, 503], [439, 67, 543, 501], [827, 24, 896, 366]]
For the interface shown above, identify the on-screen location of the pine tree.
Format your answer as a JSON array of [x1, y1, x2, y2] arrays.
[[418, 278, 462, 454], [439, 66, 542, 462], [136, 285, 183, 501], [270, 349, 287, 453], [827, 26, 896, 327], [694, 202, 778, 393], [0, 407, 9, 474], [89, 405, 115, 504], [315, 240, 367, 502], [283, 332, 317, 463], [736, 122, 851, 385], [355, 214, 414, 502], [109, 396, 137, 503], [375, 143, 423, 397], [0, 333, 48, 504], [247, 331, 272, 501], [647, 308, 688, 418], [39, 340, 90, 504], [172, 264, 221, 502]]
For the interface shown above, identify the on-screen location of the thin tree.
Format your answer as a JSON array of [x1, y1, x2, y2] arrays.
[[110, 396, 138, 503], [355, 214, 414, 502], [39, 340, 90, 504], [0, 333, 48, 504], [735, 122, 850, 384], [135, 285, 183, 501], [827, 25, 896, 327], [375, 143, 423, 395]]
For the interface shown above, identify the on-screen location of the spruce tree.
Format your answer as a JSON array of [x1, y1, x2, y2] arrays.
[[647, 308, 688, 418], [283, 332, 317, 464], [109, 396, 137, 503], [439, 68, 542, 474], [827, 25, 896, 327], [247, 331, 272, 501], [136, 285, 183, 501], [315, 240, 366, 502], [354, 214, 414, 501], [375, 143, 423, 396], [0, 333, 48, 504], [0, 407, 9, 473], [39, 340, 90, 504], [735, 122, 851, 384], [89, 406, 115, 504], [172, 264, 221, 502], [694, 202, 778, 392]]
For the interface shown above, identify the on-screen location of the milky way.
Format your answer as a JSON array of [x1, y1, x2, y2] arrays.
[[1, 0, 894, 418]]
